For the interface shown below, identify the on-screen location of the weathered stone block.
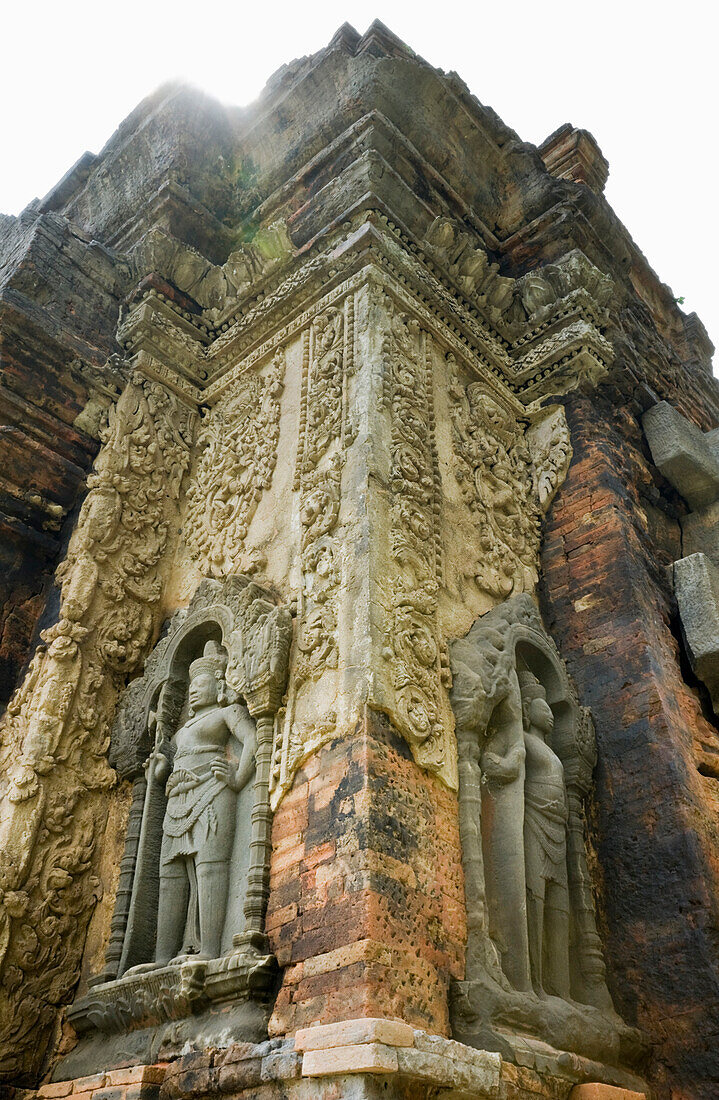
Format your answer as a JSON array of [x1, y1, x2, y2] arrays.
[[643, 400, 719, 511], [105, 1068, 167, 1088], [295, 1018, 415, 1051], [569, 1086, 646, 1100], [302, 1043, 399, 1076]]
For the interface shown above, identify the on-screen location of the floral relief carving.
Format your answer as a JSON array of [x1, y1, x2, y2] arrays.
[[526, 405, 573, 510], [184, 348, 285, 577], [270, 300, 353, 803], [0, 372, 195, 1083], [381, 303, 451, 774], [294, 305, 347, 688], [449, 360, 571, 599]]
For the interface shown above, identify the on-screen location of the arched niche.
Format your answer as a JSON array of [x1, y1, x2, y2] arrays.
[[67, 574, 293, 1050], [119, 616, 251, 977], [449, 594, 638, 1070]]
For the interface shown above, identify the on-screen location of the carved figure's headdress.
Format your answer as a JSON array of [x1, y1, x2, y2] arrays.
[[189, 640, 228, 682], [517, 669, 547, 703]]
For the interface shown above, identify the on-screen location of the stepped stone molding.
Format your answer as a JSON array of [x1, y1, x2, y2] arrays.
[[115, 209, 616, 412], [538, 124, 611, 194]]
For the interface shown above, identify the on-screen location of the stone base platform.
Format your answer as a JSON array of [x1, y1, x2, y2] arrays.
[[15, 1019, 647, 1100]]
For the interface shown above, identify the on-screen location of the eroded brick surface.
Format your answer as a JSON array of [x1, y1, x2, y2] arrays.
[[539, 392, 719, 1099], [267, 709, 466, 1037]]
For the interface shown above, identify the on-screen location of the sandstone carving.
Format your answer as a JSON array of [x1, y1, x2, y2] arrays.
[[643, 400, 719, 720], [0, 372, 195, 1079], [61, 575, 292, 1074], [3, 20, 699, 1095], [517, 249, 614, 320], [449, 594, 642, 1069], [423, 217, 515, 321], [149, 639, 256, 965], [381, 298, 452, 772], [450, 363, 572, 598], [130, 221, 294, 316], [185, 348, 286, 576], [294, 306, 347, 688]]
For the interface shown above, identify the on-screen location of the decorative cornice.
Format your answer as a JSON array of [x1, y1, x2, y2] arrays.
[[116, 209, 615, 415]]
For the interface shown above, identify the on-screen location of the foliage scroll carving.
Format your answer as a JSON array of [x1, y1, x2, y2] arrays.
[[0, 373, 196, 1085], [449, 359, 571, 599], [267, 302, 354, 803], [184, 348, 286, 577], [378, 295, 454, 779]]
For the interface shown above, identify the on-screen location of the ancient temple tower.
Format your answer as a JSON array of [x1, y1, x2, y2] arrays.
[[2, 21, 718, 1100]]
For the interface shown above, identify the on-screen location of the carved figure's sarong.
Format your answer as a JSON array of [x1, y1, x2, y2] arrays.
[[524, 780, 568, 897], [160, 755, 235, 865]]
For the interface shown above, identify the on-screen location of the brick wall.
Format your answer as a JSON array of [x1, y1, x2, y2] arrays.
[[266, 708, 466, 1038], [539, 391, 719, 1099], [28, 1066, 167, 1100]]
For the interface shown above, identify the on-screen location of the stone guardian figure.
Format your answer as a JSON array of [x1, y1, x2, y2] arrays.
[[519, 669, 571, 998], [479, 677, 532, 992], [150, 640, 256, 964]]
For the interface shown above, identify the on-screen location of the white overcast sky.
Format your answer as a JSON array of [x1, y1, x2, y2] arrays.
[[2, 1, 717, 358]]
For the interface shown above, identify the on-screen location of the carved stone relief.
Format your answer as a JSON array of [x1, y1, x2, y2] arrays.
[[449, 594, 643, 1069], [516, 249, 614, 322], [449, 358, 571, 599], [61, 575, 292, 1075], [269, 299, 355, 803], [295, 305, 346, 684], [184, 348, 286, 577], [643, 400, 719, 722], [130, 220, 294, 318], [379, 299, 453, 777], [423, 217, 516, 323], [0, 372, 196, 1080]]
